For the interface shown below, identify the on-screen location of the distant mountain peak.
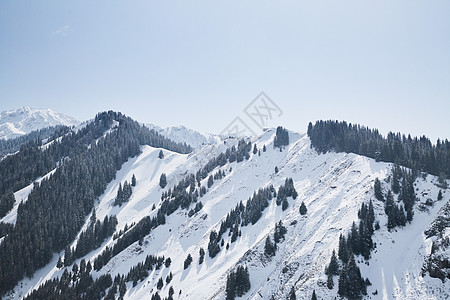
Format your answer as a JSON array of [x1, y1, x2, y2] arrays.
[[0, 107, 79, 140], [145, 123, 222, 149]]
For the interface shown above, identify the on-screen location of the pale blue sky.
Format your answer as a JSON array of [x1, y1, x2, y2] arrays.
[[1, 1, 449, 141]]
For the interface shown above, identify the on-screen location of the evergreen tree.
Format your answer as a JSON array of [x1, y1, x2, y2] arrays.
[[438, 190, 443, 201], [274, 126, 289, 149], [264, 236, 276, 257], [199, 248, 205, 264], [289, 286, 296, 300], [183, 254, 193, 269], [159, 173, 167, 188], [56, 256, 63, 269], [338, 234, 349, 263], [327, 250, 339, 276], [263, 145, 267, 152], [374, 178, 383, 201], [275, 166, 279, 174], [131, 174, 136, 187], [299, 201, 307, 215], [158, 150, 164, 159], [207, 175, 214, 188], [311, 289, 317, 300], [157, 277, 163, 289], [253, 144, 258, 155], [282, 198, 289, 211]]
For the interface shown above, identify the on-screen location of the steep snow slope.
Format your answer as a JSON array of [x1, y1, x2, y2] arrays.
[[146, 123, 222, 149], [0, 107, 79, 140], [6, 129, 449, 300]]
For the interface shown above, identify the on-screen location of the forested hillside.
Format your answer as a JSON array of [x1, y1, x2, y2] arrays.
[[0, 111, 191, 295], [307, 120, 450, 180]]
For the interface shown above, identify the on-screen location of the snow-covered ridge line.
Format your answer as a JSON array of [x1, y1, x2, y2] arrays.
[[5, 128, 449, 300], [0, 106, 79, 140], [145, 123, 222, 149]]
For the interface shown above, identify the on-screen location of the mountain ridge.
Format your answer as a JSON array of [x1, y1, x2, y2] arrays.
[[0, 112, 448, 300], [0, 106, 79, 140]]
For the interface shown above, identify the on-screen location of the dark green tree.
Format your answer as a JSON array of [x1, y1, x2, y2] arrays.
[[299, 201, 307, 215], [374, 178, 383, 201], [289, 286, 296, 300], [159, 173, 167, 188]]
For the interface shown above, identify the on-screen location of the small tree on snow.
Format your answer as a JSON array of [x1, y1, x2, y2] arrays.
[[159, 173, 167, 188], [299, 201, 307, 215]]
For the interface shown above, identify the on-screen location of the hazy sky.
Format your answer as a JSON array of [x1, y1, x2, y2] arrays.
[[1, 1, 449, 141]]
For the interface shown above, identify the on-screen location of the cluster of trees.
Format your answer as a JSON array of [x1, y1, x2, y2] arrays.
[[208, 179, 297, 258], [307, 120, 450, 179], [225, 265, 251, 300], [338, 201, 375, 262], [0, 191, 14, 218], [0, 221, 13, 238], [208, 185, 276, 258], [62, 214, 118, 267], [114, 180, 133, 206], [378, 166, 418, 229], [325, 201, 376, 299], [276, 178, 298, 211], [93, 138, 255, 272], [274, 126, 289, 149], [0, 125, 70, 157], [264, 221, 287, 257], [0, 111, 192, 295], [23, 259, 114, 300], [125, 255, 166, 287]]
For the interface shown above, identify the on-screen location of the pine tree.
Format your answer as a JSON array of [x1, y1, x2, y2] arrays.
[[159, 173, 167, 188], [299, 201, 307, 215], [438, 190, 443, 201], [289, 286, 296, 300], [264, 236, 276, 257], [263, 145, 266, 152], [207, 175, 214, 188], [56, 256, 63, 269], [131, 174, 136, 187], [338, 234, 349, 263], [253, 144, 258, 155], [327, 250, 339, 276], [184, 254, 192, 269], [157, 277, 164, 289], [158, 150, 164, 159], [199, 248, 205, 264], [374, 178, 383, 201], [311, 289, 317, 300], [275, 166, 279, 174], [282, 198, 289, 211]]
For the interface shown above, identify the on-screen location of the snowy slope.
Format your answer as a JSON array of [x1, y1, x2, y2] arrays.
[[0, 106, 79, 140], [5, 129, 449, 300], [145, 123, 222, 149]]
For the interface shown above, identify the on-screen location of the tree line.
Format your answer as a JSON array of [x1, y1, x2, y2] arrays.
[[307, 120, 449, 179]]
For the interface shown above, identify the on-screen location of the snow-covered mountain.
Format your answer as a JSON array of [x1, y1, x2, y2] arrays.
[[2, 121, 448, 300], [0, 106, 79, 140], [146, 123, 222, 149]]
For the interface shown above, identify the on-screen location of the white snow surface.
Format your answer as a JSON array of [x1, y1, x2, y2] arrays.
[[145, 123, 222, 149], [4, 129, 449, 300], [0, 106, 79, 140]]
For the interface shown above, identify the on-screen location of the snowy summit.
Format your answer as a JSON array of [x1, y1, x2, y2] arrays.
[[0, 106, 79, 140]]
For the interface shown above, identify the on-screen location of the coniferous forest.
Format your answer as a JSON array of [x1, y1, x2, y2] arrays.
[[307, 120, 450, 179], [0, 111, 191, 295]]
